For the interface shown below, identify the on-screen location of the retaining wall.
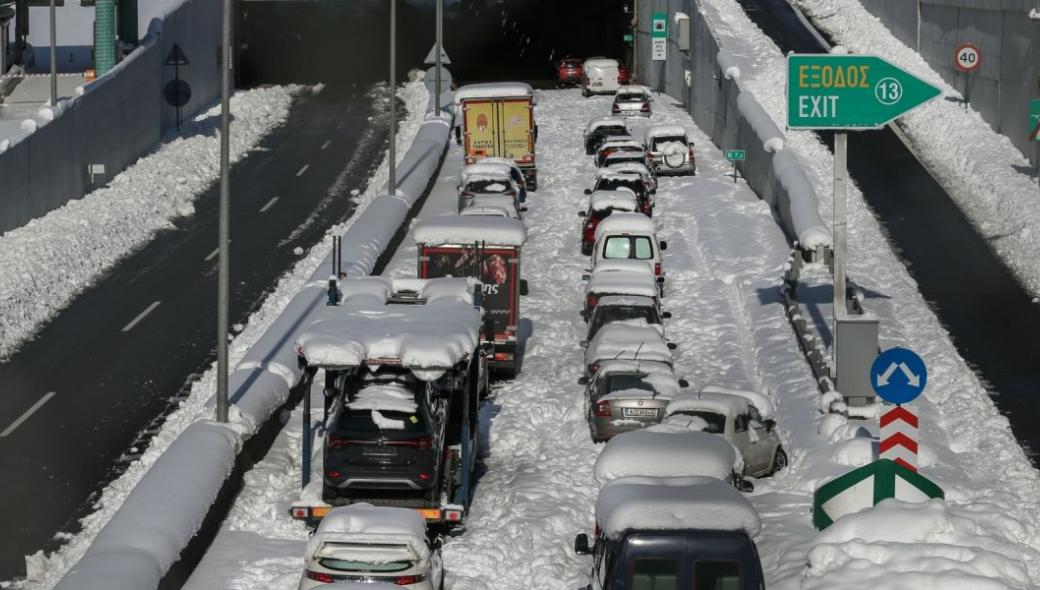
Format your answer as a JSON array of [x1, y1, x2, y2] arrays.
[[636, 0, 831, 252], [0, 0, 221, 234], [858, 0, 1039, 165]]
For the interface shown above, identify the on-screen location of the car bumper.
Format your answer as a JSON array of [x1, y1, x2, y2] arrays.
[[591, 414, 662, 440], [325, 465, 437, 492]]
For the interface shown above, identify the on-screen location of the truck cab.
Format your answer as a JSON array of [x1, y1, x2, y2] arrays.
[[575, 476, 765, 590]]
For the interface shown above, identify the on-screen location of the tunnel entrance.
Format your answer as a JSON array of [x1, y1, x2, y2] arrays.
[[237, 0, 631, 89]]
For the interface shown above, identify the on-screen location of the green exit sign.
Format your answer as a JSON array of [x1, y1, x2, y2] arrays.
[[623, 34, 634, 42], [787, 54, 940, 130], [725, 150, 746, 161], [1030, 99, 1039, 142]]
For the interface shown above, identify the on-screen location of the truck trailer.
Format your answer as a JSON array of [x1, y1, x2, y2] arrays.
[[454, 82, 539, 190]]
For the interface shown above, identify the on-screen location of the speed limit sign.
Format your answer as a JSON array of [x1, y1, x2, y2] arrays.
[[954, 43, 982, 73]]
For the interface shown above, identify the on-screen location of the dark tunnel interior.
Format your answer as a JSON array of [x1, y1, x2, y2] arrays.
[[237, 0, 632, 89]]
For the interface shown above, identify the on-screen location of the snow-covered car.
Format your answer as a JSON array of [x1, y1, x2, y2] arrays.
[[458, 204, 514, 218], [459, 159, 529, 202], [583, 118, 630, 155], [578, 189, 639, 255], [600, 150, 651, 170], [574, 476, 766, 590], [644, 124, 697, 175], [462, 194, 523, 219], [556, 57, 584, 87], [299, 504, 444, 589], [457, 174, 521, 211], [582, 58, 621, 96], [611, 86, 652, 118], [584, 294, 669, 342], [591, 213, 666, 293], [594, 138, 645, 168], [593, 427, 741, 484], [582, 323, 675, 381], [662, 386, 786, 478], [584, 360, 689, 441], [586, 170, 653, 216], [604, 160, 657, 193], [322, 375, 446, 501], [581, 259, 661, 322]]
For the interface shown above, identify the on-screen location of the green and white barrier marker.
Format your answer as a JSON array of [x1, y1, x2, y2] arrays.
[[812, 459, 944, 530]]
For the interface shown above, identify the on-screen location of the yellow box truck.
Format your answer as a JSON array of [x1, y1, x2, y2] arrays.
[[454, 82, 538, 190]]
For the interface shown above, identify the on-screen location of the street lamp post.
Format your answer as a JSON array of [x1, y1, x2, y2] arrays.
[[388, 0, 397, 194], [435, 0, 443, 112], [216, 0, 232, 423], [49, 0, 56, 105]]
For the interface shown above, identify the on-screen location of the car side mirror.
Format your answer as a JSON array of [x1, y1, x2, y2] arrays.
[[667, 342, 677, 350], [578, 376, 588, 385], [574, 533, 592, 555], [584, 188, 592, 195], [764, 419, 776, 432], [520, 206, 529, 212], [659, 240, 668, 251], [581, 274, 591, 281], [678, 378, 690, 388], [736, 478, 755, 493], [578, 210, 587, 217], [662, 311, 672, 319], [520, 279, 530, 296], [579, 340, 589, 348], [656, 276, 665, 284]]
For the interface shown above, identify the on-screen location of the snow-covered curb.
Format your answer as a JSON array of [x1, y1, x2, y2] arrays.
[[790, 0, 1040, 297], [11, 79, 441, 590], [0, 85, 302, 360]]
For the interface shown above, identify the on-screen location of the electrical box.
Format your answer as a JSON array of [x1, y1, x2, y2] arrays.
[[676, 14, 690, 51]]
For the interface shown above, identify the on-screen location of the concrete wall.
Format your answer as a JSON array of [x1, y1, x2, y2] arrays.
[[859, 0, 1040, 164], [0, 0, 221, 235], [636, 0, 831, 252]]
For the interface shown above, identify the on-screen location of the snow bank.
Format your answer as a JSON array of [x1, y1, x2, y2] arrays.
[[594, 429, 738, 483], [413, 215, 527, 247], [43, 80, 450, 590], [596, 476, 761, 538]]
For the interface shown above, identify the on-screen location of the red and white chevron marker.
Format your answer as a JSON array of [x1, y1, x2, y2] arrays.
[[880, 406, 918, 471]]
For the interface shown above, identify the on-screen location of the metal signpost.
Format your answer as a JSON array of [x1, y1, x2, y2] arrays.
[[217, 0, 232, 423], [49, 0, 56, 106], [389, 0, 397, 194], [651, 12, 667, 61], [871, 347, 928, 472], [1030, 99, 1039, 190], [787, 54, 940, 371], [725, 149, 745, 182], [953, 43, 982, 110], [164, 44, 191, 129], [424, 41, 451, 113]]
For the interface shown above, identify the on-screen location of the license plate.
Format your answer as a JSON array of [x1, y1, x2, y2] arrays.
[[362, 446, 398, 457], [592, 81, 602, 87], [622, 408, 658, 418]]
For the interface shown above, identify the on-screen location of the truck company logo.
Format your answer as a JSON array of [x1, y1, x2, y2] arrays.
[[476, 113, 489, 132]]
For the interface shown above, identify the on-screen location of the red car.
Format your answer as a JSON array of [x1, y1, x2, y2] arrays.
[[618, 64, 630, 84], [556, 57, 584, 87]]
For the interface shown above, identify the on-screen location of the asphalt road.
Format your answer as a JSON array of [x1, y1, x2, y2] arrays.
[[0, 83, 391, 580]]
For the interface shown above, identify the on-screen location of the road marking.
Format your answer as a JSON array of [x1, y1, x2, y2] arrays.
[[320, 139, 332, 150], [122, 301, 161, 332], [259, 196, 279, 213], [296, 164, 310, 177], [1, 392, 57, 437]]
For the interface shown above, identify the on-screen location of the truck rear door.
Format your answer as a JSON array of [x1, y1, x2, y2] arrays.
[[499, 98, 535, 166]]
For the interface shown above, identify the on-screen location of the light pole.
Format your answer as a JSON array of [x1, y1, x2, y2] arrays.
[[388, 0, 397, 194], [216, 0, 232, 423], [435, 0, 443, 112], [48, 0, 56, 105]]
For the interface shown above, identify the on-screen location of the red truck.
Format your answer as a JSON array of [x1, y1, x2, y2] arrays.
[[413, 216, 529, 378]]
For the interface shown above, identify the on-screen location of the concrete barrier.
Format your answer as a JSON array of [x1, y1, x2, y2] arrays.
[[636, 0, 831, 253], [52, 108, 454, 590]]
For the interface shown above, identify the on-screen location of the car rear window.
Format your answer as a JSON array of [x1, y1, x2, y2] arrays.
[[693, 560, 742, 590], [335, 409, 425, 434], [603, 236, 654, 260], [597, 179, 642, 195], [606, 374, 655, 393], [674, 411, 726, 434], [465, 179, 511, 194], [597, 305, 656, 326], [617, 93, 645, 103], [630, 558, 678, 590], [318, 557, 412, 573], [652, 137, 687, 150]]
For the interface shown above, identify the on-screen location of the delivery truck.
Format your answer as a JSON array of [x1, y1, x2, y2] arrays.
[[454, 82, 539, 190]]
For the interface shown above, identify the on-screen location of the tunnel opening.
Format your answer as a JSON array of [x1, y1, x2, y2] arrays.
[[237, 0, 632, 89]]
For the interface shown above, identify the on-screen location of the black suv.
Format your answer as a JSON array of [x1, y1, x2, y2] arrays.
[[323, 369, 446, 502]]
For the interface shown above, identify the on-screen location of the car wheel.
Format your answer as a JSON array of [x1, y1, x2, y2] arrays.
[[768, 447, 788, 476], [581, 244, 592, 256]]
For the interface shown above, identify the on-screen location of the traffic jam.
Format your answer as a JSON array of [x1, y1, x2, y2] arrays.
[[273, 56, 784, 590]]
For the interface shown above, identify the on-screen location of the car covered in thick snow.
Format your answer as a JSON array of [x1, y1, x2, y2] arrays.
[[462, 194, 524, 219], [457, 173, 521, 212], [584, 294, 669, 341], [604, 160, 657, 193], [662, 386, 787, 478], [594, 138, 645, 168], [574, 476, 765, 590], [591, 213, 666, 293], [582, 323, 675, 381], [299, 504, 444, 589], [586, 170, 653, 216], [600, 149, 652, 171], [583, 117, 630, 155], [583, 360, 688, 441], [578, 189, 639, 255], [644, 124, 696, 176], [611, 85, 652, 118], [581, 259, 661, 323], [582, 58, 622, 96], [459, 158, 529, 203]]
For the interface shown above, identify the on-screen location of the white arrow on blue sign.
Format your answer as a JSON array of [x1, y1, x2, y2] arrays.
[[871, 347, 927, 404]]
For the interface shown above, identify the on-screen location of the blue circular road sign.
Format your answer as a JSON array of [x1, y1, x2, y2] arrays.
[[871, 347, 927, 404]]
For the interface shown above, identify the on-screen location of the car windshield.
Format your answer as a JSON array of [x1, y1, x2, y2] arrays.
[[335, 408, 425, 434], [617, 93, 645, 103], [674, 410, 726, 434], [630, 558, 678, 590], [465, 179, 511, 194], [603, 236, 654, 260], [318, 557, 413, 573], [695, 560, 743, 589], [596, 179, 643, 195], [595, 305, 656, 326], [606, 374, 655, 393]]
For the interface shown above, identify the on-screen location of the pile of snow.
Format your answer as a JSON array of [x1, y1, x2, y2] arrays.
[[307, 504, 429, 561], [594, 212, 656, 240], [297, 278, 480, 375], [413, 215, 527, 247], [595, 476, 761, 538], [594, 429, 739, 483], [804, 499, 1036, 590], [0, 84, 303, 359], [346, 385, 418, 414]]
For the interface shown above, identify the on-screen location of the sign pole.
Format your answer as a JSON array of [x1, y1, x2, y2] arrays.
[[388, 0, 397, 194], [216, 0, 232, 424], [49, 0, 56, 106], [833, 132, 848, 336], [435, 0, 442, 113]]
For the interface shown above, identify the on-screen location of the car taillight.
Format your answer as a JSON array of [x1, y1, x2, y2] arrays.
[[417, 438, 432, 450], [461, 191, 474, 198], [612, 104, 620, 113], [305, 570, 335, 583], [583, 224, 596, 243], [418, 472, 432, 480], [596, 400, 611, 416], [640, 102, 650, 111], [688, 147, 695, 160], [586, 293, 599, 308], [394, 575, 424, 585], [655, 263, 662, 276], [326, 471, 342, 478], [494, 352, 515, 361], [328, 436, 350, 448]]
